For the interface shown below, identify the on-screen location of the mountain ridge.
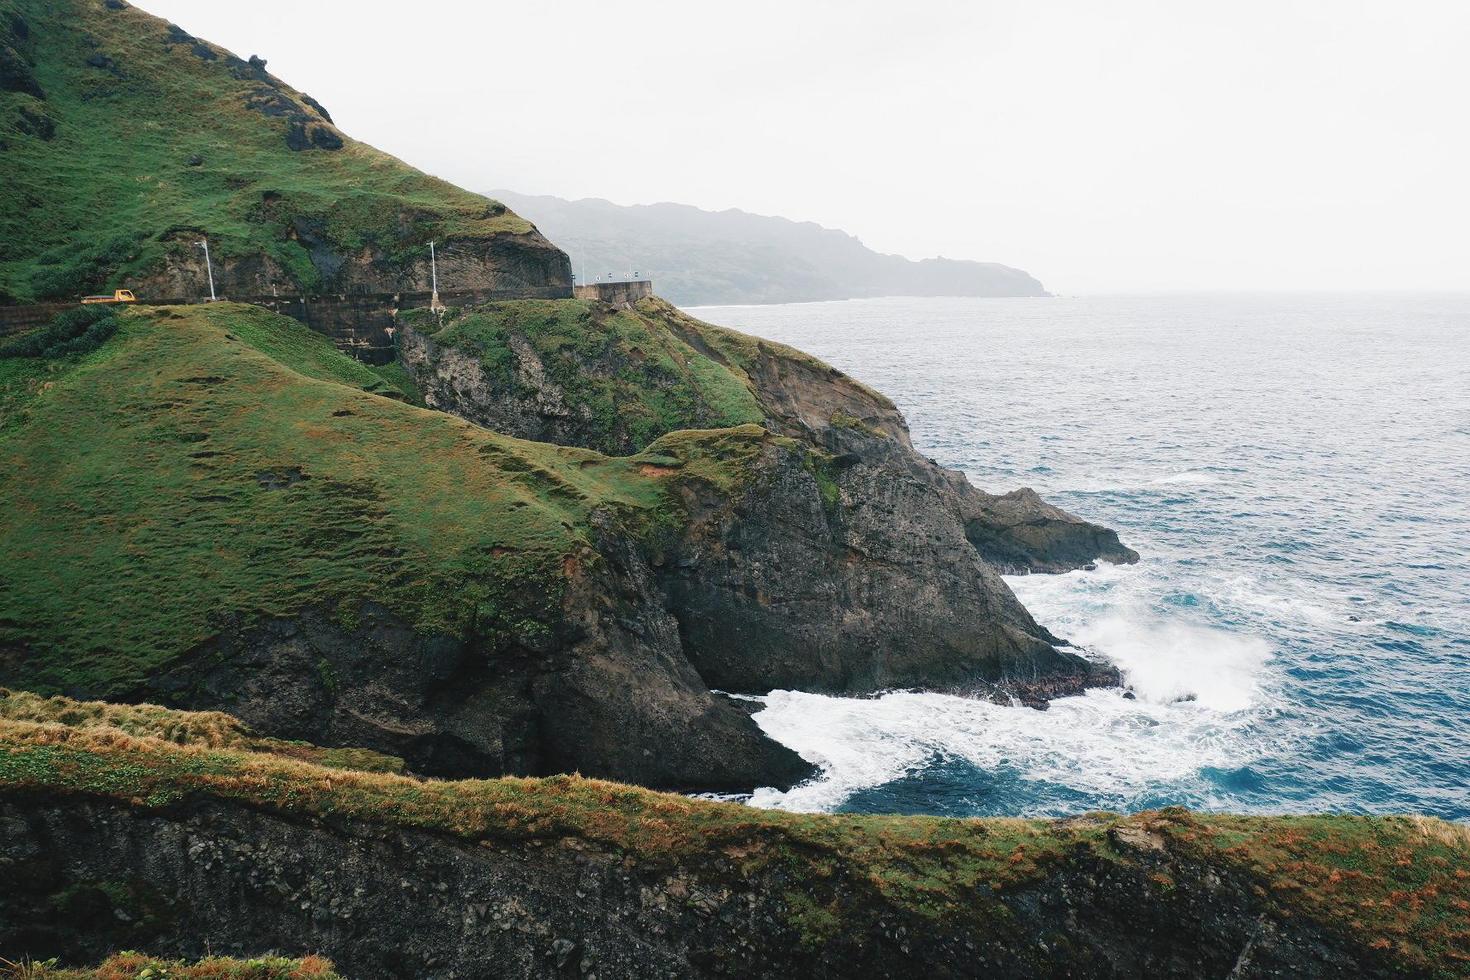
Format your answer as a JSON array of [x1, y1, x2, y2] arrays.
[[490, 189, 1048, 306]]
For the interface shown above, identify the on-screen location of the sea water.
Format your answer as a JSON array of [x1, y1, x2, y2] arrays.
[[689, 293, 1470, 820]]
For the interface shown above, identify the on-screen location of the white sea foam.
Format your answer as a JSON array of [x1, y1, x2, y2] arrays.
[[748, 685, 1274, 813], [1151, 471, 1222, 485], [749, 562, 1284, 813]]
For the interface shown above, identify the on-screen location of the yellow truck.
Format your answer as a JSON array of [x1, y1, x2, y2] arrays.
[[81, 289, 137, 304]]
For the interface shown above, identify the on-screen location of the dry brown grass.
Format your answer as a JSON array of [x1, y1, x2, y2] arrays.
[[1, 951, 341, 979], [0, 690, 403, 774]]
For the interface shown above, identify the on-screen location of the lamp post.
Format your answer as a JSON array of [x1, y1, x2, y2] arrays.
[[429, 240, 444, 312], [195, 239, 217, 302]]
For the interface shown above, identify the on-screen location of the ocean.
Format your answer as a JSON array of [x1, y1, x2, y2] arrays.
[[688, 293, 1470, 820]]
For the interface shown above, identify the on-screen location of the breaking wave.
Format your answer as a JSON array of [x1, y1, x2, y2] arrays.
[[749, 564, 1288, 815]]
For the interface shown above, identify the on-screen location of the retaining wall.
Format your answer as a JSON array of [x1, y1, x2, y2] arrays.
[[0, 285, 574, 364], [573, 280, 654, 308]]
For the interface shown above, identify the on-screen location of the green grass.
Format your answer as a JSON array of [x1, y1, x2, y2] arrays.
[[1, 711, 1467, 973], [636, 297, 897, 412], [0, 303, 783, 695], [0, 0, 533, 301], [404, 298, 764, 454], [202, 303, 410, 399]]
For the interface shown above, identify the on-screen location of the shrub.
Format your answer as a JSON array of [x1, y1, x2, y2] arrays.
[[0, 305, 118, 359]]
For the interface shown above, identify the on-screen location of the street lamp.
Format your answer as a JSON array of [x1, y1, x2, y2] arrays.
[[194, 240, 216, 302], [429, 239, 444, 312]]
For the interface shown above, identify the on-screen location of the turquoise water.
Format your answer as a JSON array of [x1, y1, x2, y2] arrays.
[[691, 293, 1470, 820]]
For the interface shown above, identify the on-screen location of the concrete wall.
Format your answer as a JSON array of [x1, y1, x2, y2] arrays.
[[573, 280, 654, 309]]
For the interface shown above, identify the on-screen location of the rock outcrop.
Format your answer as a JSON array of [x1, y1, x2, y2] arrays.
[[399, 297, 1135, 701]]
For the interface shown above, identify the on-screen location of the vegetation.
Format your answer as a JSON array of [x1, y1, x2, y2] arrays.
[[0, 689, 404, 773], [636, 296, 899, 411], [0, 303, 779, 694], [1, 951, 340, 979], [402, 294, 903, 458], [403, 298, 764, 454], [0, 0, 534, 301], [0, 307, 118, 360], [0, 707, 1466, 974]]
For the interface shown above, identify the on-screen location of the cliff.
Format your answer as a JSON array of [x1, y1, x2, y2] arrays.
[[0, 304, 808, 790], [399, 296, 1134, 696], [0, 0, 568, 303], [490, 190, 1049, 306], [2, 698, 1466, 978], [0, 300, 1128, 788]]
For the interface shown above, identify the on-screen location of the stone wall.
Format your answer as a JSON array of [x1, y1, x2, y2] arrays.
[[573, 280, 654, 308]]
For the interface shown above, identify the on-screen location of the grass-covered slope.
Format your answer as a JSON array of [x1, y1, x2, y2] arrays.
[[0, 0, 557, 301], [0, 303, 774, 695], [0, 687, 404, 773], [397, 293, 899, 457], [1, 699, 1467, 976], [399, 298, 766, 455]]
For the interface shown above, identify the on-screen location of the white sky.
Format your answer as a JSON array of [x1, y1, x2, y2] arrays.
[[140, 0, 1469, 293]]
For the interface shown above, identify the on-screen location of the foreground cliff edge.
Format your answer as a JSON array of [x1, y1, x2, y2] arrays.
[[2, 691, 1467, 978]]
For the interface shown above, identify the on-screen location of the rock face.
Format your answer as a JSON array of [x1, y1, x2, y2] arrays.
[[646, 300, 1138, 574], [0, 795, 1409, 979], [141, 547, 812, 792], [651, 431, 1090, 697], [400, 297, 1136, 702], [130, 221, 571, 302]]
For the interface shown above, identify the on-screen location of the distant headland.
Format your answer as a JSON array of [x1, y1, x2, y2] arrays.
[[490, 190, 1048, 306]]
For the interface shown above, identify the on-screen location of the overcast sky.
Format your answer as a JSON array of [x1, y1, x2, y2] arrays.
[[141, 0, 1468, 294]]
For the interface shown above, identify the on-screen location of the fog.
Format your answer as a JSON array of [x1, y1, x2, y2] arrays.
[[139, 0, 1469, 293]]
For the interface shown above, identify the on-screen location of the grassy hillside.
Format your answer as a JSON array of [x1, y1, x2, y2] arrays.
[[400, 298, 766, 454], [0, 303, 784, 695], [1, 700, 1467, 974], [0, 0, 536, 301], [398, 294, 904, 457]]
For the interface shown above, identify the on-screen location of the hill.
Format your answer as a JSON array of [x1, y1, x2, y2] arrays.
[[0, 0, 567, 302], [490, 190, 1048, 306], [0, 0, 1130, 790]]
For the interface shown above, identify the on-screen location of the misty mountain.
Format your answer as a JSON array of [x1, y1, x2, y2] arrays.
[[489, 191, 1048, 306]]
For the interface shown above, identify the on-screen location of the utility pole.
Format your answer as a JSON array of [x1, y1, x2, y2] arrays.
[[429, 240, 444, 312], [195, 239, 216, 302]]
